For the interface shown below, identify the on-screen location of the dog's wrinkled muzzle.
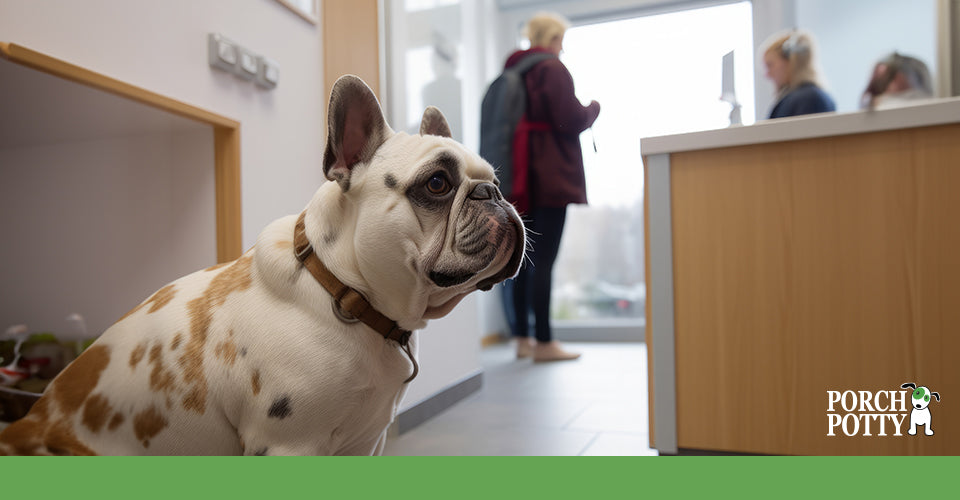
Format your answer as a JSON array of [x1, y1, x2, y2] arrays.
[[428, 183, 525, 291], [475, 208, 524, 291]]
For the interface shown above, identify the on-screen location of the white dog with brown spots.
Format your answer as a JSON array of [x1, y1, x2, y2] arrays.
[[0, 75, 525, 456]]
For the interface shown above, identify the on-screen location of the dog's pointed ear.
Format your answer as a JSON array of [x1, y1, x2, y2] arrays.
[[323, 75, 391, 191], [419, 106, 452, 138], [932, 392, 940, 402]]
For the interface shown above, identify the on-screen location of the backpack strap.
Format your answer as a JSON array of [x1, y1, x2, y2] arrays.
[[509, 52, 556, 75]]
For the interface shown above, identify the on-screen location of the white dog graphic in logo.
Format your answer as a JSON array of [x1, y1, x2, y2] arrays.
[[901, 382, 940, 436]]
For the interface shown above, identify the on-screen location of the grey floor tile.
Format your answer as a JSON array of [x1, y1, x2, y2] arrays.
[[384, 425, 598, 456], [565, 400, 649, 434], [383, 341, 659, 456], [422, 394, 592, 431]]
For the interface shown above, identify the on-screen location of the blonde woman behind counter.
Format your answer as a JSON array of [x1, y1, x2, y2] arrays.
[[762, 29, 836, 119]]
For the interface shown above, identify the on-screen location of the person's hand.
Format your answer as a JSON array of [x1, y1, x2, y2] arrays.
[[587, 100, 601, 123]]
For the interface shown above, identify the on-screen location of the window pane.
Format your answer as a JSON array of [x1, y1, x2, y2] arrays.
[[553, 2, 754, 322]]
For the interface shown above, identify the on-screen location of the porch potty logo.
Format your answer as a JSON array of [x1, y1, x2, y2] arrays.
[[827, 382, 941, 437]]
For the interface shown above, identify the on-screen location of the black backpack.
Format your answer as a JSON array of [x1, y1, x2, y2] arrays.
[[479, 53, 556, 198]]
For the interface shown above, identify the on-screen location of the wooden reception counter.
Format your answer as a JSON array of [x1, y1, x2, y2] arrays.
[[641, 98, 960, 455]]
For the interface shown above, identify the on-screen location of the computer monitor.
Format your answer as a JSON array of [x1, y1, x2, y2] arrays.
[[720, 50, 742, 126]]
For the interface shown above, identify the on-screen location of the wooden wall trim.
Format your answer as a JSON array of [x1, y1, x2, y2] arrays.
[[214, 126, 243, 262], [322, 0, 381, 102], [0, 43, 239, 129]]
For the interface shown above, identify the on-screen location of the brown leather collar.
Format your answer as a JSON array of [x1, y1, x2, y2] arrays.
[[293, 212, 412, 347], [293, 212, 418, 383]]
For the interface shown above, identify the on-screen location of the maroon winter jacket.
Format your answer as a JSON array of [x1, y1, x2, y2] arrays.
[[505, 48, 600, 208]]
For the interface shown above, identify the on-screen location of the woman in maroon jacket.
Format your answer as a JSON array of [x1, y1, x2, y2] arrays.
[[509, 12, 600, 362]]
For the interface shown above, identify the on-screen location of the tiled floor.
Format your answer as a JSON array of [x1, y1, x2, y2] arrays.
[[383, 341, 659, 456]]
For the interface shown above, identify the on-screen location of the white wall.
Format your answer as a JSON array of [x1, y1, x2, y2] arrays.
[[0, 0, 327, 246], [401, 294, 484, 410]]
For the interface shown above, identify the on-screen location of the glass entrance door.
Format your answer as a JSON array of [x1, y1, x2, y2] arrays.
[[552, 1, 755, 339]]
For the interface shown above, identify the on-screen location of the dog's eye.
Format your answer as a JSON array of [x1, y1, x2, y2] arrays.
[[426, 174, 451, 196]]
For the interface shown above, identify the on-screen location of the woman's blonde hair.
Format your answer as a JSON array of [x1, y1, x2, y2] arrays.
[[523, 12, 570, 48], [761, 29, 825, 90]]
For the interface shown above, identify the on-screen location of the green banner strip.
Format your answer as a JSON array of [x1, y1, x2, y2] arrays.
[[0, 456, 957, 498]]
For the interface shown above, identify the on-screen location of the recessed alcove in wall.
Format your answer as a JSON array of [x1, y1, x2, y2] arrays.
[[0, 42, 241, 336]]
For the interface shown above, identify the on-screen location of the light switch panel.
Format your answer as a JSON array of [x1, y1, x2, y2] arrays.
[[255, 56, 279, 89], [235, 47, 258, 80], [208, 33, 237, 72], [208, 33, 276, 90]]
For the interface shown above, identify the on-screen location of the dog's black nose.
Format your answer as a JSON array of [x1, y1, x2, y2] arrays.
[[469, 182, 500, 201]]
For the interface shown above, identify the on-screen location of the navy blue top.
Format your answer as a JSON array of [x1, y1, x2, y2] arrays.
[[769, 82, 836, 119]]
